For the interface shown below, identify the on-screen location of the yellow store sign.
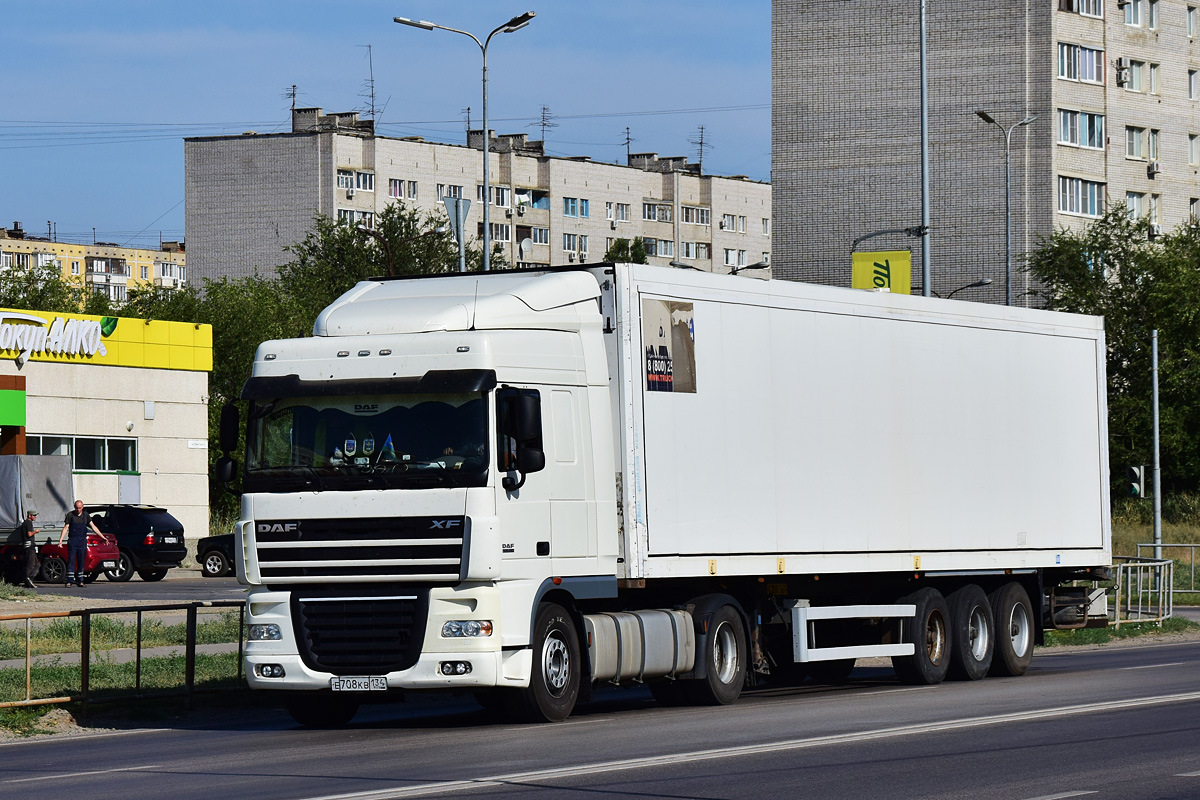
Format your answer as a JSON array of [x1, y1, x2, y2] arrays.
[[851, 250, 912, 295], [0, 308, 212, 372]]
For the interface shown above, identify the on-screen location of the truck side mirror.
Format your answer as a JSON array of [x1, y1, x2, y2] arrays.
[[219, 403, 240, 454], [499, 388, 546, 491], [215, 456, 238, 484]]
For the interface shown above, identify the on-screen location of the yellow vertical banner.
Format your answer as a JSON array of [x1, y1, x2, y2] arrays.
[[852, 250, 912, 294]]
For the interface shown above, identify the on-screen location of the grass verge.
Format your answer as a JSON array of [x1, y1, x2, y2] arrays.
[[1042, 615, 1200, 646], [0, 611, 242, 660]]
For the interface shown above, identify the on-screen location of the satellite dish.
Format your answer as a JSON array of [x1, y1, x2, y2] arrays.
[[520, 237, 533, 258]]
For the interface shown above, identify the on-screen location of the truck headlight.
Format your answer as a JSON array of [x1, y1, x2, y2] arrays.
[[248, 624, 283, 641], [441, 620, 493, 637]]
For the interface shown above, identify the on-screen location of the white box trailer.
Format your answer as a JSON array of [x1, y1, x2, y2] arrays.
[[222, 263, 1111, 726]]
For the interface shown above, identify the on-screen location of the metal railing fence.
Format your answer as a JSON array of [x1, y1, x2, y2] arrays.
[[1111, 556, 1174, 628], [1135, 543, 1199, 596]]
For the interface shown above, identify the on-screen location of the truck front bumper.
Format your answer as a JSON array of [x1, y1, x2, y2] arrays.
[[244, 584, 532, 691]]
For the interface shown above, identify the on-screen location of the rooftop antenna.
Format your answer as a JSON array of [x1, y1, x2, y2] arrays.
[[358, 45, 377, 119], [529, 105, 557, 143], [689, 125, 712, 174], [463, 106, 472, 131], [623, 126, 636, 164], [283, 84, 297, 112]]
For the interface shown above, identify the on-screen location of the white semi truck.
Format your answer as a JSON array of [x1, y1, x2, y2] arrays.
[[217, 264, 1112, 726]]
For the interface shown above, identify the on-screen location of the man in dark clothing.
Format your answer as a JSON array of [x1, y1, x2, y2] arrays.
[[20, 509, 39, 589], [58, 500, 100, 587]]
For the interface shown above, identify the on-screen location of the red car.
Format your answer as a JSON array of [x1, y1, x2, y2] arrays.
[[36, 533, 120, 585]]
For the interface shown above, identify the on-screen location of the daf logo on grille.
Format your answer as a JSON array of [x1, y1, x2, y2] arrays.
[[258, 522, 299, 533], [430, 519, 462, 529]]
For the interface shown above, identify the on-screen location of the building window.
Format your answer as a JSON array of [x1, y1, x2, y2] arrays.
[[356, 171, 374, 191], [1191, 70, 1200, 100], [657, 239, 674, 257], [480, 186, 510, 207], [1125, 0, 1143, 26], [1148, 129, 1160, 160], [724, 248, 737, 266], [644, 238, 658, 257], [1149, 0, 1159, 28], [643, 203, 656, 221], [1149, 63, 1160, 94], [1128, 60, 1145, 92], [1126, 126, 1146, 159], [578, 235, 588, 254], [1191, 6, 1198, 36], [562, 233, 577, 251], [762, 218, 771, 236], [682, 206, 711, 225], [1058, 44, 1104, 83], [579, 199, 589, 218], [1081, 0, 1102, 16], [337, 169, 354, 189], [615, 203, 631, 222], [532, 227, 549, 245], [1058, 109, 1079, 145], [721, 213, 737, 230], [762, 252, 770, 264], [1149, 194, 1160, 224], [681, 241, 696, 259], [563, 197, 579, 217], [480, 223, 511, 242], [437, 184, 463, 199], [140, 265, 148, 280], [408, 180, 418, 200], [1190, 134, 1200, 165], [1127, 191, 1146, 219], [605, 202, 614, 221], [1192, 198, 1199, 218], [1058, 176, 1105, 217], [70, 260, 79, 275], [697, 243, 710, 260], [389, 178, 403, 198], [26, 435, 138, 473]]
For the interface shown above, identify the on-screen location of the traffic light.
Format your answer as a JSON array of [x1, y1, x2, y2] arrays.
[[1127, 465, 1146, 498]]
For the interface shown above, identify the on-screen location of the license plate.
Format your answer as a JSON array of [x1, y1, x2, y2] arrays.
[[330, 676, 387, 692], [162, 536, 179, 544], [101, 561, 117, 569]]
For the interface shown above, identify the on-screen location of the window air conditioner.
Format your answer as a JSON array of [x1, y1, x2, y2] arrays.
[[1117, 57, 1131, 70], [610, 221, 617, 230], [1148, 160, 1162, 176], [347, 187, 356, 198], [568, 252, 576, 262], [1149, 224, 1163, 239], [1117, 0, 1130, 7], [718, 220, 726, 229]]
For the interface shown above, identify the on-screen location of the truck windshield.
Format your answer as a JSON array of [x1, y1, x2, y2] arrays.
[[244, 392, 488, 492]]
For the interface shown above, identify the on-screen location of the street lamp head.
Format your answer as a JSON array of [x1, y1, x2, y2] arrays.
[[975, 110, 996, 125], [732, 261, 771, 275], [502, 11, 536, 32], [1018, 114, 1038, 126], [393, 16, 435, 30]]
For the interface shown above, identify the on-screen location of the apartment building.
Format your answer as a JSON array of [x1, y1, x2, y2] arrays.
[[184, 108, 771, 281], [0, 223, 186, 302], [773, 0, 1200, 305]]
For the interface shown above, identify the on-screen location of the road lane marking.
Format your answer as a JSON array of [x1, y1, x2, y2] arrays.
[[1175, 770, 1200, 777], [857, 686, 936, 697], [1020, 792, 1098, 800], [5, 764, 161, 783], [1119, 662, 1186, 671], [294, 690, 1200, 800]]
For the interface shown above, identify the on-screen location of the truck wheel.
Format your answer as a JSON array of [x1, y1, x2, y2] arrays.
[[285, 694, 359, 728], [104, 551, 134, 582], [947, 585, 994, 681], [989, 582, 1034, 677], [685, 604, 747, 705], [807, 658, 856, 684], [506, 602, 580, 722], [40, 557, 65, 584], [892, 587, 951, 685]]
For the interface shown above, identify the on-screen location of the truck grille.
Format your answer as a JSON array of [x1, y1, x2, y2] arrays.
[[293, 591, 427, 675], [254, 516, 464, 582]]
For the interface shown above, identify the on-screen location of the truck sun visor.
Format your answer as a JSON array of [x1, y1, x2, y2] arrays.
[[241, 369, 497, 399]]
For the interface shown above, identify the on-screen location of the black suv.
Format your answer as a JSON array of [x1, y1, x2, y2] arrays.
[[88, 505, 187, 582], [197, 532, 235, 578]]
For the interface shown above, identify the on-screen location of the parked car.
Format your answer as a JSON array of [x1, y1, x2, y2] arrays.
[[36, 533, 120, 584], [86, 505, 187, 582], [197, 532, 235, 578]]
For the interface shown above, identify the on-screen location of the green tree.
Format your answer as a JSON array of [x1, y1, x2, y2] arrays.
[[602, 237, 649, 264], [1026, 207, 1200, 496], [0, 261, 88, 312]]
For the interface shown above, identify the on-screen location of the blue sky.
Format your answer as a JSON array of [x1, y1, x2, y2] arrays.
[[0, 1, 770, 249]]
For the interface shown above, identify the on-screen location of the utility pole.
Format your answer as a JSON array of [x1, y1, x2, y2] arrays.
[[623, 127, 634, 164]]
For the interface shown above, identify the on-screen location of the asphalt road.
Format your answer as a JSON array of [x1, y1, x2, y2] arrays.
[[2, 639, 1199, 800], [35, 570, 247, 604]]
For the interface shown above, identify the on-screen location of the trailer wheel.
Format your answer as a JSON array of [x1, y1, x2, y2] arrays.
[[988, 582, 1034, 677], [686, 604, 747, 705], [284, 694, 359, 728], [892, 587, 951, 685], [946, 584, 994, 681], [505, 602, 580, 722]]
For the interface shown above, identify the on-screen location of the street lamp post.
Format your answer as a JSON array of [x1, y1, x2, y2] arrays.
[[975, 110, 1037, 306], [394, 11, 535, 272]]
